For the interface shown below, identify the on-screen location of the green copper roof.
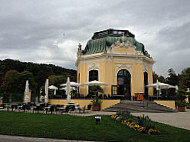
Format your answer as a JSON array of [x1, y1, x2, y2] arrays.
[[82, 29, 148, 56]]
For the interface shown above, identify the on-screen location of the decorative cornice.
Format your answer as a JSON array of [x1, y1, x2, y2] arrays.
[[75, 51, 155, 67], [110, 37, 136, 49]]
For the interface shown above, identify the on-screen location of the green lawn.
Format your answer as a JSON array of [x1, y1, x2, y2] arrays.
[[0, 111, 189, 142]]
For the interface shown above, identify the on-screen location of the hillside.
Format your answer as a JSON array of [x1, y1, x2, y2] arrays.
[[0, 59, 77, 102]]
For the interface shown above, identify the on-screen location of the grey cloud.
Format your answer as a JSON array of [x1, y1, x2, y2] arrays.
[[0, 0, 189, 75]]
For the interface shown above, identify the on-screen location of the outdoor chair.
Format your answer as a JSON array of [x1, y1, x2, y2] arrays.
[[39, 103, 45, 111], [55, 105, 65, 114], [33, 105, 41, 113], [10, 103, 20, 111], [67, 105, 75, 114], [75, 104, 81, 112], [26, 104, 31, 111], [79, 105, 86, 113], [61, 105, 70, 114], [0, 104, 5, 110], [50, 105, 56, 114], [10, 105, 15, 111], [17, 104, 26, 112], [87, 104, 92, 111], [44, 105, 55, 114]]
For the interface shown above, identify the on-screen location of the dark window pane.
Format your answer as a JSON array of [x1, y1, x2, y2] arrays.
[[89, 70, 98, 81]]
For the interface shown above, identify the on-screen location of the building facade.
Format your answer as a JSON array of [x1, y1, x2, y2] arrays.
[[75, 29, 154, 100]]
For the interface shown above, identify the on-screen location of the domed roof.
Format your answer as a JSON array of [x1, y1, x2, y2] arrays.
[[82, 29, 147, 56]]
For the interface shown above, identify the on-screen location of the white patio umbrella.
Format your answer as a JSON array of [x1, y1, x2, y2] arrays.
[[146, 80, 178, 99], [81, 80, 108, 97], [44, 79, 49, 104], [35, 96, 38, 104], [48, 85, 58, 95], [24, 80, 29, 103], [66, 77, 71, 103], [146, 80, 170, 89], [60, 87, 75, 91], [60, 82, 80, 87], [175, 85, 179, 93], [81, 80, 108, 86], [187, 88, 190, 92]]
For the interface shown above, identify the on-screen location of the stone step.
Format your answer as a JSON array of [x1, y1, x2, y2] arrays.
[[104, 100, 176, 113]]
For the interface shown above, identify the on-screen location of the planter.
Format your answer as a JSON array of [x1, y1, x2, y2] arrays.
[[178, 106, 185, 112], [92, 106, 101, 111], [187, 104, 190, 109]]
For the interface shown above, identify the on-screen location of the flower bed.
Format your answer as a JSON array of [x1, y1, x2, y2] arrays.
[[110, 111, 160, 135]]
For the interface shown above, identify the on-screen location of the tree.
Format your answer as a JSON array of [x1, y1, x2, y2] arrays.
[[0, 71, 3, 87], [48, 75, 67, 87], [90, 85, 103, 96], [179, 67, 190, 89], [0, 71, 4, 93], [153, 72, 166, 83], [166, 68, 178, 85]]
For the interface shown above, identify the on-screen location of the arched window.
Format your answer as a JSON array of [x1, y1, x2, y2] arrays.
[[89, 70, 98, 81], [88, 70, 99, 95]]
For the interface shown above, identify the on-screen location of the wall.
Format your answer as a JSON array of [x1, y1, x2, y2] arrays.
[[154, 100, 176, 110], [49, 99, 120, 110], [78, 60, 148, 97]]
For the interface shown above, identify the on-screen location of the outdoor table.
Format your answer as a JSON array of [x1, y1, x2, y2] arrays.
[[11, 104, 18, 111], [44, 106, 51, 114], [17, 105, 22, 110], [56, 106, 65, 113]]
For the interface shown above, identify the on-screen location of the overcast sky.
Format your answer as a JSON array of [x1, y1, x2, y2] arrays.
[[0, 0, 190, 77]]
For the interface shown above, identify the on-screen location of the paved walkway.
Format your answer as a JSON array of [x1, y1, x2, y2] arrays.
[[132, 109, 190, 130], [0, 135, 95, 142]]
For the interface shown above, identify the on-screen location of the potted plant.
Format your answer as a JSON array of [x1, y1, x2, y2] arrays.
[[90, 85, 103, 111], [176, 89, 187, 112], [91, 97, 102, 111], [176, 101, 187, 112]]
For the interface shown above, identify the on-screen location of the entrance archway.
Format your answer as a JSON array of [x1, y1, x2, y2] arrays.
[[117, 69, 131, 100], [144, 72, 148, 99]]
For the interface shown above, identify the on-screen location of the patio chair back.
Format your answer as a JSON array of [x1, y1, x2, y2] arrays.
[[65, 105, 70, 113], [50, 105, 55, 112], [87, 104, 92, 110], [69, 105, 75, 111]]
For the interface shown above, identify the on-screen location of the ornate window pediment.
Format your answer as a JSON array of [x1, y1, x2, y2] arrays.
[[88, 63, 100, 70]]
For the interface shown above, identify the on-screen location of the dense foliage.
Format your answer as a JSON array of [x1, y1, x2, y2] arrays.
[[0, 59, 76, 102]]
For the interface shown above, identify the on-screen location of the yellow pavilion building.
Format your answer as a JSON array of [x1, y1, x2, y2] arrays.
[[75, 29, 154, 100]]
